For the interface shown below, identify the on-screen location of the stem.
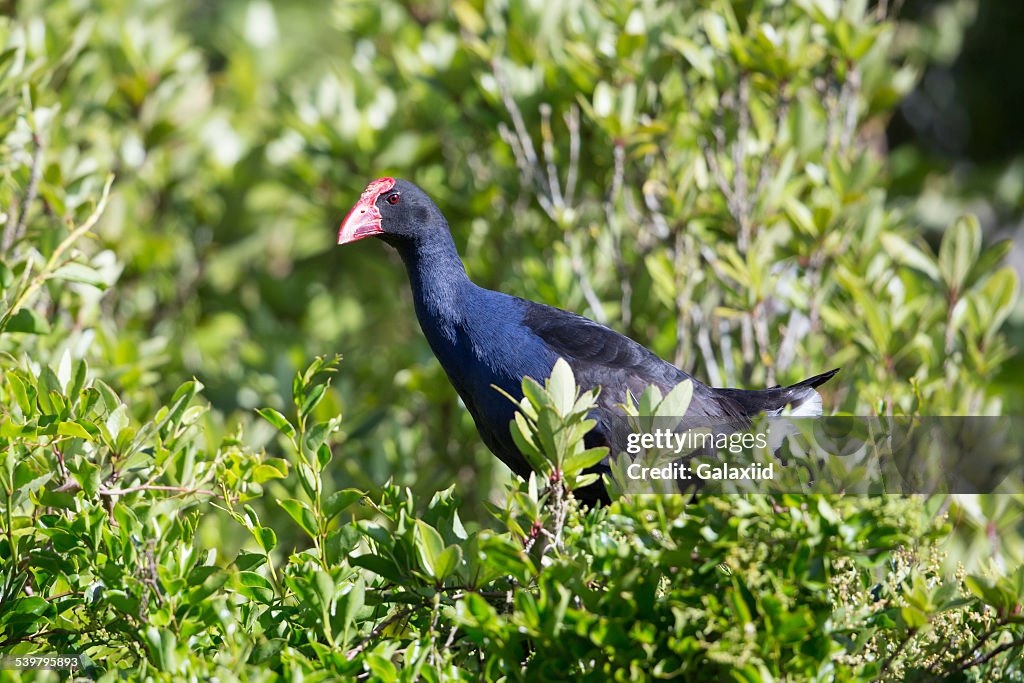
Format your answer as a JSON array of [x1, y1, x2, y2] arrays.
[[959, 636, 1024, 671], [98, 484, 221, 497], [879, 628, 915, 678], [3, 471, 14, 565], [0, 173, 115, 333], [346, 607, 415, 660], [949, 618, 1005, 672], [3, 132, 43, 253]]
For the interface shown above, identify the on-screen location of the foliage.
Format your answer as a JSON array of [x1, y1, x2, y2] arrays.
[[0, 0, 1022, 680], [4, 358, 1024, 681], [11, 0, 1019, 512]]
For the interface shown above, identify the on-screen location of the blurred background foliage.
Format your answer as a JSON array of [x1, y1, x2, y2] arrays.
[[3, 0, 1023, 593]]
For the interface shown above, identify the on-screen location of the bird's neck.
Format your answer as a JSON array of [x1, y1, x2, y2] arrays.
[[395, 231, 474, 331]]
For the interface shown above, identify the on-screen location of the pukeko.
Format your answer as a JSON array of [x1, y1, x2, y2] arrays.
[[338, 177, 838, 503]]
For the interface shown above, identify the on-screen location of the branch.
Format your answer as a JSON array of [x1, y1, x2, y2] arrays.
[[879, 628, 916, 678], [605, 142, 629, 326], [958, 635, 1024, 672], [3, 133, 43, 253], [346, 607, 414, 660], [733, 74, 752, 251], [563, 105, 580, 207], [694, 309, 723, 387], [539, 103, 563, 207], [948, 618, 1007, 672], [839, 66, 861, 155], [98, 484, 221, 498]]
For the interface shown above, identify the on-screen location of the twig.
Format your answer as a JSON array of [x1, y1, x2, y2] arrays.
[[958, 635, 1024, 672], [752, 95, 790, 202], [539, 104, 563, 207], [641, 181, 671, 240], [948, 616, 1009, 672], [567, 233, 608, 323], [98, 484, 220, 498], [752, 302, 774, 386], [700, 136, 737, 212], [563, 105, 580, 207], [839, 66, 861, 154], [493, 61, 550, 215], [443, 623, 459, 649], [719, 318, 736, 386], [0, 628, 77, 649], [606, 142, 630, 326], [694, 310, 722, 386], [346, 607, 414, 660], [673, 227, 692, 369], [879, 628, 916, 678], [3, 133, 43, 253], [734, 75, 752, 251], [775, 309, 807, 373], [740, 314, 755, 383]]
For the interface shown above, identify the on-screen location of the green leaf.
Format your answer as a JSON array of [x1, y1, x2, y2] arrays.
[[70, 358, 88, 398], [9, 596, 48, 616], [415, 519, 447, 580], [547, 358, 577, 416], [965, 575, 1015, 612], [57, 421, 94, 440], [105, 590, 139, 616], [278, 498, 318, 538], [350, 554, 405, 585], [5, 372, 31, 414], [188, 569, 229, 605], [939, 215, 981, 293], [252, 462, 287, 484], [433, 545, 463, 582], [52, 262, 108, 289], [784, 196, 817, 235], [235, 551, 267, 572], [880, 233, 939, 281], [254, 526, 277, 553], [257, 408, 296, 440], [297, 462, 317, 500], [324, 488, 363, 521], [71, 460, 101, 497], [325, 526, 361, 566], [299, 383, 327, 418], [6, 308, 50, 334], [966, 239, 1012, 289], [333, 578, 364, 646], [563, 447, 608, 477], [237, 571, 275, 604], [659, 379, 694, 418], [316, 443, 333, 470]]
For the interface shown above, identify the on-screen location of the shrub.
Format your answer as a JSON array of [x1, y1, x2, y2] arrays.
[[4, 355, 1024, 680]]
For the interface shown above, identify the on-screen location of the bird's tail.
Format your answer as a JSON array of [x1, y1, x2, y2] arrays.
[[714, 368, 840, 417]]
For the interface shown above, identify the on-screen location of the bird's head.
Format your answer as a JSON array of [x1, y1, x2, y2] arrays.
[[337, 178, 441, 247]]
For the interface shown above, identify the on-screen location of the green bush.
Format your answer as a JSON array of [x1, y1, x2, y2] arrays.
[[3, 356, 1023, 680], [1, 0, 1023, 680]]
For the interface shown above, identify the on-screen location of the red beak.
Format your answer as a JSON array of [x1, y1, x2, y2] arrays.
[[337, 202, 383, 244], [338, 177, 396, 245]]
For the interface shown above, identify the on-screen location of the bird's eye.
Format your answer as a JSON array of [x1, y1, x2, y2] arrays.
[[386, 193, 400, 205]]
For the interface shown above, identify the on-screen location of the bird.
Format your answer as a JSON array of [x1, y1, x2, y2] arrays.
[[337, 177, 838, 504]]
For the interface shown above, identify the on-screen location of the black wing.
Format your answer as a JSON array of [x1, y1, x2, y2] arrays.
[[520, 300, 744, 419]]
